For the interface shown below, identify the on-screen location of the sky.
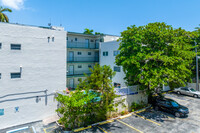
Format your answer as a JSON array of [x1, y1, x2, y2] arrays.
[[1, 0, 200, 36]]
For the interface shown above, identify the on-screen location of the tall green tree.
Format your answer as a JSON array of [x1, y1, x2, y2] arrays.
[[0, 6, 12, 23], [78, 64, 121, 121], [116, 22, 196, 96], [83, 28, 94, 35]]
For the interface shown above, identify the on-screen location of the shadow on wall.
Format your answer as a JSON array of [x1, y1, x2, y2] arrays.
[[0, 90, 53, 105]]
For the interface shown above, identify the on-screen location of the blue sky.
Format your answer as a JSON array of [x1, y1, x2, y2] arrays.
[[1, 0, 200, 35]]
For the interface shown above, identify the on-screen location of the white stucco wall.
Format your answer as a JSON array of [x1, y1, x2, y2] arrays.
[[100, 41, 126, 88], [103, 35, 120, 42], [0, 23, 66, 129]]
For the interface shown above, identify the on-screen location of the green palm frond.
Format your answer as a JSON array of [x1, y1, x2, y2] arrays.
[[1, 8, 12, 13], [0, 6, 12, 23], [3, 13, 9, 22]]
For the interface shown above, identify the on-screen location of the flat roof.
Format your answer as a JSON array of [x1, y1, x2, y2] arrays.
[[0, 22, 56, 30], [67, 31, 120, 37]]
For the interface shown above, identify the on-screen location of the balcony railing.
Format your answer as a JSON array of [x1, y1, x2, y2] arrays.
[[67, 70, 92, 76], [67, 57, 99, 62], [67, 41, 99, 49]]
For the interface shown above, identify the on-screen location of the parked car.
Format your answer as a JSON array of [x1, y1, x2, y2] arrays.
[[174, 87, 200, 98], [153, 97, 189, 117]]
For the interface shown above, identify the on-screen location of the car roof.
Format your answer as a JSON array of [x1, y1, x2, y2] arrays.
[[157, 97, 174, 102]]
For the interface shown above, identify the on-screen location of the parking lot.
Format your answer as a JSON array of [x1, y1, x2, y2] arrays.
[[1, 92, 199, 133], [76, 92, 200, 133]]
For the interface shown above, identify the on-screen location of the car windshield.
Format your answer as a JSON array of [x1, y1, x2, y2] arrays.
[[170, 101, 179, 107], [190, 88, 196, 92]]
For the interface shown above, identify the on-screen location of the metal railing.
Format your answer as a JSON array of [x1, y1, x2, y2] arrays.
[[67, 70, 92, 76], [67, 57, 99, 62], [67, 41, 99, 49]]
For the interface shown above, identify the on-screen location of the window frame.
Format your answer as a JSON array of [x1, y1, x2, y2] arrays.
[[11, 44, 21, 50], [10, 72, 21, 79], [103, 51, 108, 56], [78, 65, 82, 68], [88, 52, 91, 55], [77, 52, 82, 55], [113, 50, 120, 56], [114, 66, 121, 72]]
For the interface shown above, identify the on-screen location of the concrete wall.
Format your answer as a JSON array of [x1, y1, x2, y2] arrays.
[[0, 23, 66, 129], [114, 92, 148, 113], [187, 83, 200, 90], [100, 41, 126, 88]]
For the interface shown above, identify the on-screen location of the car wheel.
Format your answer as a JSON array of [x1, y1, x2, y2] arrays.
[[175, 112, 181, 118], [154, 106, 159, 111], [194, 94, 198, 98], [177, 91, 181, 95]]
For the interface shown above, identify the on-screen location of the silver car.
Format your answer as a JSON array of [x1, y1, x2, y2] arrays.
[[174, 87, 200, 98]]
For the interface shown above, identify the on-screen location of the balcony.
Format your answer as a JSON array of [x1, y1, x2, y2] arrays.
[[67, 41, 99, 49], [67, 57, 99, 62], [67, 70, 92, 76]]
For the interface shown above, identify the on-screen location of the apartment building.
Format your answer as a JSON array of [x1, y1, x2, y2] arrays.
[[66, 32, 119, 89], [0, 23, 66, 129], [100, 41, 126, 88]]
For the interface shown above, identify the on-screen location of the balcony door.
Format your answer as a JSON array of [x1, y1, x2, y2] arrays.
[[95, 51, 99, 62], [95, 40, 99, 49], [85, 39, 89, 48], [69, 65, 74, 75], [69, 79, 74, 88], [69, 51, 74, 61]]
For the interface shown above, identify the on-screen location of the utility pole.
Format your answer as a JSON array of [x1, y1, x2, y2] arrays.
[[195, 41, 199, 91]]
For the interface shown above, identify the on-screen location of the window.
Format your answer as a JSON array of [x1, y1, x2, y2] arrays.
[[11, 73, 21, 79], [77, 52, 82, 55], [78, 65, 82, 68], [114, 83, 121, 88], [0, 73, 1, 79], [75, 38, 78, 41], [52, 37, 55, 42], [113, 51, 120, 56], [90, 40, 94, 42], [67, 37, 68, 40], [114, 66, 121, 72], [0, 43, 1, 49], [88, 52, 91, 55], [48, 37, 50, 43], [103, 51, 108, 56], [11, 44, 21, 50], [88, 65, 92, 68], [0, 109, 4, 116]]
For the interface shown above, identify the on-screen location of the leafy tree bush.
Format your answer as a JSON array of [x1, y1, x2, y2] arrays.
[[131, 101, 147, 112], [56, 90, 97, 130], [56, 64, 124, 130], [116, 22, 197, 98]]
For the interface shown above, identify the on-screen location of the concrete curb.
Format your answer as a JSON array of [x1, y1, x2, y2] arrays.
[[73, 105, 152, 132]]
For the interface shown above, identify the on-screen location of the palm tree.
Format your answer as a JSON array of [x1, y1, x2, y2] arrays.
[[83, 28, 94, 35], [0, 6, 12, 23]]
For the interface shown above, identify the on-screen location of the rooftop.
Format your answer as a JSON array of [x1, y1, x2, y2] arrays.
[[0, 22, 64, 31]]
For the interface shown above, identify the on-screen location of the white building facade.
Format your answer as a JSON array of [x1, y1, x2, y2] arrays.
[[100, 41, 126, 88], [0, 23, 66, 129], [66, 32, 119, 89]]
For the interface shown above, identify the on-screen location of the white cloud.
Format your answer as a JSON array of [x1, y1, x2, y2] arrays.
[[1, 0, 24, 10]]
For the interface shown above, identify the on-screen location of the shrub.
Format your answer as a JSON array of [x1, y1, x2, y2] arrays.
[[131, 100, 147, 111], [121, 111, 125, 115]]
